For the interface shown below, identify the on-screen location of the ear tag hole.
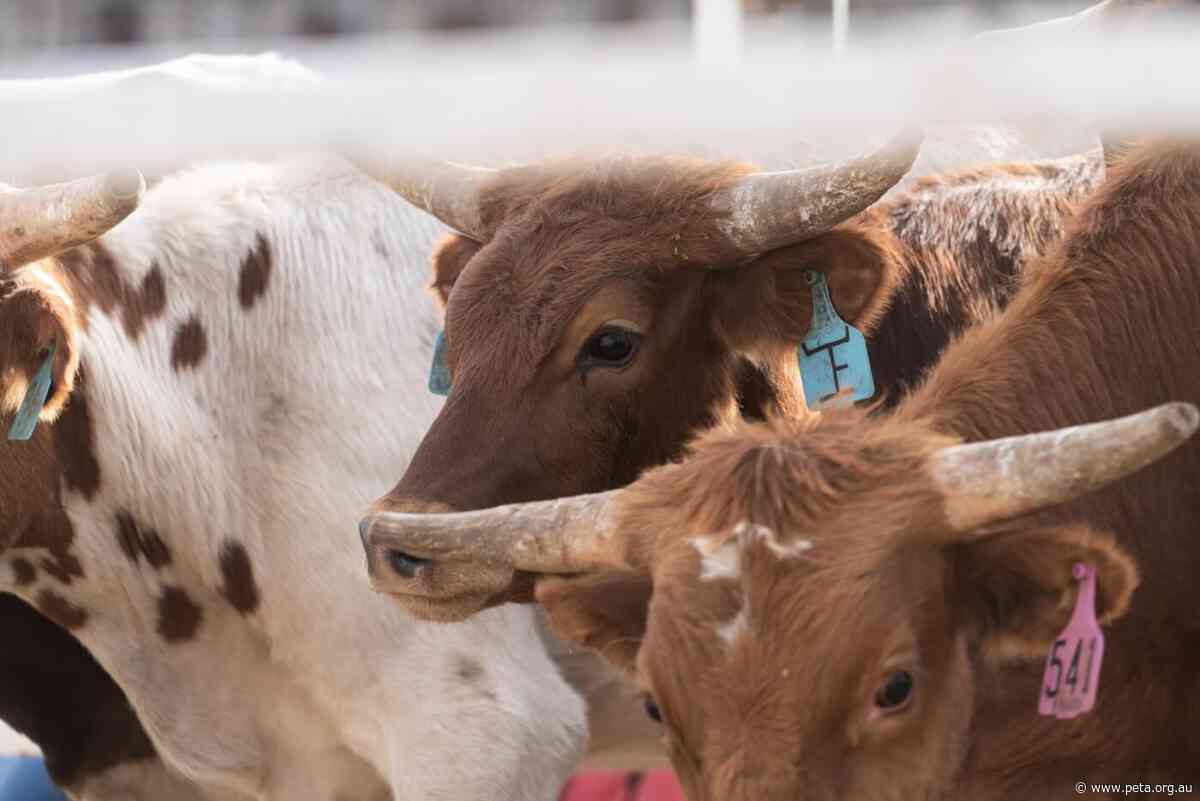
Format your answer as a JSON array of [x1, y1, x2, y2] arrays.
[[428, 330, 451, 396], [1038, 561, 1105, 720], [8, 339, 57, 442], [797, 271, 875, 410]]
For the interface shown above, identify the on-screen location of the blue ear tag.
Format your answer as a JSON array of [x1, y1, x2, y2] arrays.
[[8, 340, 56, 441], [428, 330, 452, 396], [797, 272, 875, 410]]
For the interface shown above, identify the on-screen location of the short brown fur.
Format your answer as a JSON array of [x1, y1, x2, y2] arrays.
[[538, 140, 1200, 800], [373, 150, 1102, 618]]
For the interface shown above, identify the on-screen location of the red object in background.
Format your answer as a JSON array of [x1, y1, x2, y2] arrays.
[[559, 771, 684, 801]]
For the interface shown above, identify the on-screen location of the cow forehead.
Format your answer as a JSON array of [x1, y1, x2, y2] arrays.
[[644, 563, 936, 757], [443, 155, 748, 339], [638, 471, 956, 707], [444, 234, 677, 374]]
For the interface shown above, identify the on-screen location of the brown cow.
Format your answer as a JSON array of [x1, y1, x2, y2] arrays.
[[356, 138, 1105, 621], [363, 138, 1200, 800]]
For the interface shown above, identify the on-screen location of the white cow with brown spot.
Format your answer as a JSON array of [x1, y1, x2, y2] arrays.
[[1, 155, 599, 800]]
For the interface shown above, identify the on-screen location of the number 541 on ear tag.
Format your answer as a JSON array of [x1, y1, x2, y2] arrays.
[[797, 271, 875, 410], [1039, 562, 1105, 720]]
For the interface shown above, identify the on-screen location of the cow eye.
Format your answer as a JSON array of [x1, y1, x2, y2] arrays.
[[579, 326, 640, 369], [642, 695, 663, 723], [875, 670, 914, 712]]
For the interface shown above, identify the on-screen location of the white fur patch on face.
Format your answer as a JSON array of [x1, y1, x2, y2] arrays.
[[762, 533, 814, 559], [733, 520, 814, 561], [690, 521, 814, 583], [715, 608, 749, 646], [690, 535, 740, 580]]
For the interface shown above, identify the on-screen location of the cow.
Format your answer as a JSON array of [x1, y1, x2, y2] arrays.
[[1, 154, 602, 801], [360, 137, 1200, 800], [0, 54, 312, 801], [357, 0, 1185, 617], [352, 133, 1107, 621], [0, 177, 247, 801]]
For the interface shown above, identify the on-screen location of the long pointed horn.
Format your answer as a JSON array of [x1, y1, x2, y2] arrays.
[[350, 153, 495, 242], [709, 131, 921, 256], [932, 402, 1199, 533], [1, 169, 145, 267], [361, 489, 631, 574]]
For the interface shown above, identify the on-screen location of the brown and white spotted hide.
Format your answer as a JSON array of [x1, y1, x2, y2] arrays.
[[3, 154, 588, 801]]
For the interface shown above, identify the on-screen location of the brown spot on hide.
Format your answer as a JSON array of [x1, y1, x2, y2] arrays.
[[10, 558, 35, 586], [170, 316, 207, 371], [114, 511, 171, 569], [53, 385, 101, 499], [55, 245, 168, 340], [453, 655, 496, 700], [237, 234, 272, 309], [455, 655, 485, 684], [15, 507, 84, 585], [37, 591, 88, 630], [218, 541, 260, 614], [122, 266, 167, 340], [157, 586, 202, 643]]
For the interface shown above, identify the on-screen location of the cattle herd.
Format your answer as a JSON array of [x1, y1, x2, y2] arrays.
[[2, 2, 1199, 801]]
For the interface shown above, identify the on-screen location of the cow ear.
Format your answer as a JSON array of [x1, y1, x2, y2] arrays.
[[0, 276, 80, 423], [430, 234, 482, 309], [715, 220, 901, 352], [536, 572, 653, 679], [951, 524, 1139, 664]]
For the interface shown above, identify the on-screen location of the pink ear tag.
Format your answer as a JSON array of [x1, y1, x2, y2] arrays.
[[1038, 562, 1105, 720]]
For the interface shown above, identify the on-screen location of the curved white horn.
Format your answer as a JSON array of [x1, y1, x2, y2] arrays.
[[1, 169, 145, 267], [361, 490, 629, 574], [933, 402, 1199, 533], [708, 131, 921, 256], [349, 152, 494, 242]]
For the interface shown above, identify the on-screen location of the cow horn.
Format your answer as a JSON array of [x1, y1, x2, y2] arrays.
[[1, 169, 145, 267], [361, 489, 631, 574], [708, 131, 921, 256], [351, 153, 495, 242], [932, 402, 1199, 533]]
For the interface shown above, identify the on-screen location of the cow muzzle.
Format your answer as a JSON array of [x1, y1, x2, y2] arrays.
[[359, 511, 519, 623]]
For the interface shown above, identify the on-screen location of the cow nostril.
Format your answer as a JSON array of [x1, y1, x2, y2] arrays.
[[386, 549, 432, 579]]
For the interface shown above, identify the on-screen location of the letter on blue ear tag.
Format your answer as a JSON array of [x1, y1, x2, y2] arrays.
[[8, 340, 56, 441], [428, 330, 451, 396], [797, 272, 875, 410]]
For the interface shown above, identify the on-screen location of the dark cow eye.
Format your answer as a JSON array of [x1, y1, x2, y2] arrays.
[[643, 695, 663, 723], [579, 327, 640, 369], [875, 670, 914, 712]]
